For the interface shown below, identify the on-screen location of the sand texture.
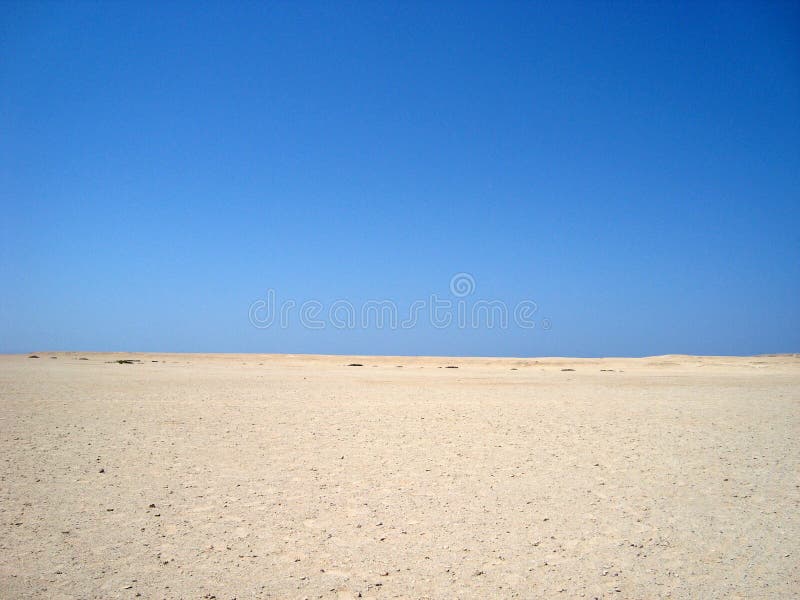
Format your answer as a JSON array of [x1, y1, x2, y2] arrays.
[[1, 352, 798, 599]]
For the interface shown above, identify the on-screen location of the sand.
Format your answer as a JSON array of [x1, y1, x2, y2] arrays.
[[0, 352, 798, 599]]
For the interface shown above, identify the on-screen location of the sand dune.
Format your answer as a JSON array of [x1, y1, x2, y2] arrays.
[[1, 353, 798, 598]]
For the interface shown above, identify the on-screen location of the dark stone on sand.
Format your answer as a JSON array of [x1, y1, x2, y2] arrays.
[[347, 363, 363, 367]]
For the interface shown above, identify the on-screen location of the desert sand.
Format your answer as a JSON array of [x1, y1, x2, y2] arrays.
[[0, 352, 798, 599]]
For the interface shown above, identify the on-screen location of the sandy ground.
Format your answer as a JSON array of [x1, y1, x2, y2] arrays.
[[0, 353, 798, 599]]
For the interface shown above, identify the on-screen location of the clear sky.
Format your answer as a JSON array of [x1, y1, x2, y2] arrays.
[[1, 2, 798, 356]]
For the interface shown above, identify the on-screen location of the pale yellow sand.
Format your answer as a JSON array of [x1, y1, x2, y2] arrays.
[[1, 353, 798, 599]]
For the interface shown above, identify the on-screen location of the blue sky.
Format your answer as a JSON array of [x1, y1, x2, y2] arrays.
[[1, 2, 798, 356]]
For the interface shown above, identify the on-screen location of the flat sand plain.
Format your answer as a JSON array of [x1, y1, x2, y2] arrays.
[[1, 353, 798, 599]]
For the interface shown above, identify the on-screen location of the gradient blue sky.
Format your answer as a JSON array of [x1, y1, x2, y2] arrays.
[[1, 1, 798, 356]]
